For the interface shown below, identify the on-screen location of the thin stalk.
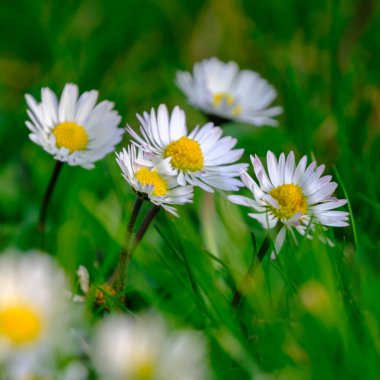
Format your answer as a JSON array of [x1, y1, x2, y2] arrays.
[[38, 160, 64, 247], [115, 196, 144, 294], [129, 204, 161, 254], [231, 235, 271, 308]]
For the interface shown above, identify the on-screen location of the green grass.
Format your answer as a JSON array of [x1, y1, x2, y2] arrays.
[[1, 0, 380, 378]]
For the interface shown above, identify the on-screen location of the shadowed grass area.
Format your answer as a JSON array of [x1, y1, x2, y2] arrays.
[[1, 0, 380, 378]]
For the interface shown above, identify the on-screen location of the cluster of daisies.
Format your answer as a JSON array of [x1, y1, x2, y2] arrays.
[[24, 57, 348, 254], [0, 57, 349, 378]]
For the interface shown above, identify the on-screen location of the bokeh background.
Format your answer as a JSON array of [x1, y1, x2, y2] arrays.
[[1, 0, 380, 379]]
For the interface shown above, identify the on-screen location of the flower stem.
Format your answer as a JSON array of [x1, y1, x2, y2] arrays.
[[38, 160, 64, 248], [115, 196, 144, 295], [129, 204, 161, 254], [231, 235, 271, 308]]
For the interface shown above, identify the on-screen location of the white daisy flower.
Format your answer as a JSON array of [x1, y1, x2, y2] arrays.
[[25, 83, 123, 169], [126, 104, 247, 192], [0, 251, 77, 378], [176, 57, 282, 127], [228, 151, 349, 256], [116, 144, 194, 217], [92, 313, 208, 380]]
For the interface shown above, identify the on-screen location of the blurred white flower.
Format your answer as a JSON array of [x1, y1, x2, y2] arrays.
[[25, 83, 123, 169], [176, 57, 282, 126], [228, 151, 349, 257], [92, 313, 208, 380], [0, 251, 78, 378], [127, 104, 247, 192], [116, 144, 194, 217]]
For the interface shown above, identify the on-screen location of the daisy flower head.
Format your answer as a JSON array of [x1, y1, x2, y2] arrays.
[[228, 151, 349, 257], [126, 104, 248, 193], [25, 83, 123, 169], [92, 313, 208, 380], [116, 144, 194, 217], [0, 250, 77, 378], [176, 57, 282, 127]]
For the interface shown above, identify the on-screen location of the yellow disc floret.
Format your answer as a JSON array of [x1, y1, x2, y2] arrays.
[[269, 183, 307, 219], [213, 92, 242, 116], [213, 92, 235, 106], [132, 360, 155, 380], [53, 121, 89, 153], [231, 105, 242, 116], [164, 136, 204, 172], [136, 168, 168, 196], [0, 305, 42, 345]]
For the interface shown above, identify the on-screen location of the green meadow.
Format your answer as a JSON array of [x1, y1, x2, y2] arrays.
[[1, 0, 380, 378]]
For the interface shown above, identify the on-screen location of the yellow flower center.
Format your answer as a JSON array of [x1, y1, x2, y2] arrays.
[[135, 168, 168, 196], [164, 136, 204, 172], [53, 121, 89, 153], [213, 92, 234, 106], [269, 184, 307, 219], [0, 305, 42, 345], [212, 92, 241, 116], [133, 360, 155, 380]]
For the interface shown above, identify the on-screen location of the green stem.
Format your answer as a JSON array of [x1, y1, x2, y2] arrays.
[[38, 160, 64, 248], [129, 204, 161, 254], [231, 235, 271, 308], [115, 196, 144, 295]]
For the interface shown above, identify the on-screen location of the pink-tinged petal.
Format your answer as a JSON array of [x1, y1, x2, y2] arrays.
[[277, 153, 286, 184], [292, 155, 308, 184], [298, 161, 316, 187], [227, 195, 260, 208], [264, 194, 280, 209], [267, 151, 280, 187], [309, 199, 347, 212], [307, 182, 338, 204], [251, 154, 272, 192], [286, 212, 303, 226], [284, 151, 295, 183]]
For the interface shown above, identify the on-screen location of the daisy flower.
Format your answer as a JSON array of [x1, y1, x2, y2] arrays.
[[25, 83, 123, 169], [228, 151, 349, 256], [0, 251, 77, 378], [176, 57, 282, 127], [92, 313, 208, 380], [116, 144, 194, 217], [126, 104, 247, 192]]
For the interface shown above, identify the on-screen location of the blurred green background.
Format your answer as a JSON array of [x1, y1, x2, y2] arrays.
[[1, 0, 380, 379]]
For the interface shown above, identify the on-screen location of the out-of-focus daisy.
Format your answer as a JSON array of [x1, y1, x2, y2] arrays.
[[92, 313, 208, 380], [228, 151, 349, 257], [126, 104, 247, 192], [0, 251, 76, 378], [116, 144, 194, 217], [25, 83, 123, 169], [176, 57, 282, 127]]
